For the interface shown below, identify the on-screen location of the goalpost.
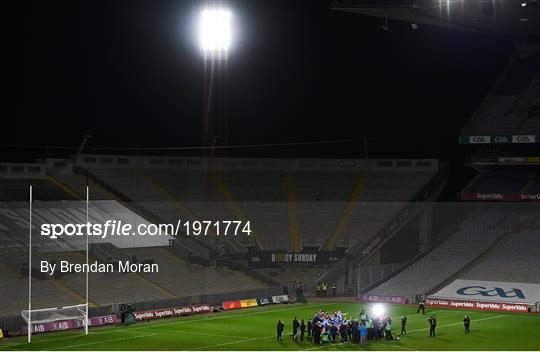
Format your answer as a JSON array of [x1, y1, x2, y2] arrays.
[[23, 186, 91, 343]]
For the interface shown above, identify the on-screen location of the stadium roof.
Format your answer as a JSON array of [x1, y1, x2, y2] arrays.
[[331, 0, 540, 38]]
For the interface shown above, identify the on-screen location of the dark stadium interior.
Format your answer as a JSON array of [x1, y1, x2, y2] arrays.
[[1, 0, 539, 350]]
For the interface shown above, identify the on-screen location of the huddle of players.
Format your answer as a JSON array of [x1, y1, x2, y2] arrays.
[[277, 309, 399, 345], [276, 309, 473, 343]]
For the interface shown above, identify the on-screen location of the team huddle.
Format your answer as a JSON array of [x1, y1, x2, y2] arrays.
[[276, 309, 400, 346], [276, 307, 474, 346]]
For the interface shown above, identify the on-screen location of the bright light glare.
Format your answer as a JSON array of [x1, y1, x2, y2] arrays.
[[371, 303, 386, 318], [198, 8, 232, 54]]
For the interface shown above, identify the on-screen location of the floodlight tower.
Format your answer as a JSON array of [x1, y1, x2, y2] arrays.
[[197, 5, 234, 227], [197, 6, 233, 156]]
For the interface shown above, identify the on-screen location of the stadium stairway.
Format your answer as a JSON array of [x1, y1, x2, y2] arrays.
[[50, 166, 273, 291], [91, 243, 178, 299], [143, 170, 250, 253], [215, 170, 291, 250], [73, 166, 218, 259], [315, 167, 448, 292], [359, 209, 480, 294], [46, 170, 114, 200], [366, 208, 512, 301], [51, 249, 172, 306], [320, 171, 368, 250], [213, 173, 268, 249], [285, 174, 301, 251]]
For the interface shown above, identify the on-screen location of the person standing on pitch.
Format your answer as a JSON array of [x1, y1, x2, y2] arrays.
[[331, 282, 337, 297], [360, 323, 368, 346], [359, 309, 368, 324], [300, 319, 306, 342], [400, 316, 407, 335], [417, 299, 425, 314], [292, 316, 300, 342], [463, 315, 471, 334], [428, 315, 437, 337], [277, 320, 284, 342], [307, 319, 313, 342]]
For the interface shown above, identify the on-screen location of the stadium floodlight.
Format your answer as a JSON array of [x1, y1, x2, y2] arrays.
[[371, 303, 386, 318], [198, 7, 232, 57]]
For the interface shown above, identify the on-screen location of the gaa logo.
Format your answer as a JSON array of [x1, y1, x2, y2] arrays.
[[272, 295, 287, 304], [251, 256, 260, 262], [471, 136, 490, 144], [493, 136, 509, 144], [456, 286, 526, 299], [259, 298, 270, 305]]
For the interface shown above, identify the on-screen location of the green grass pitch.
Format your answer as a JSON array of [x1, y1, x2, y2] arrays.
[[1, 300, 539, 350]]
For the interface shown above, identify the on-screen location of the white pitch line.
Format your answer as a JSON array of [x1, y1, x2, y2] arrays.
[[2, 302, 343, 350], [302, 313, 507, 351], [49, 333, 158, 351], [186, 335, 275, 351], [305, 313, 408, 351], [380, 343, 416, 350], [407, 314, 506, 334], [104, 302, 343, 334], [146, 328, 254, 340]]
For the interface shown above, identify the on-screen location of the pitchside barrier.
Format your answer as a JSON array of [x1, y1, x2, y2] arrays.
[[132, 305, 212, 321], [425, 298, 531, 313], [21, 315, 118, 335], [357, 293, 406, 304], [223, 295, 290, 310], [0, 287, 282, 332]]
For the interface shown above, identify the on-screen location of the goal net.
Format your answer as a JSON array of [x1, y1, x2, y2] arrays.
[[22, 304, 88, 325], [22, 304, 89, 341]]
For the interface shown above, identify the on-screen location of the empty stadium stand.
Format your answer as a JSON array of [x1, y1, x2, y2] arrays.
[[367, 208, 512, 300], [123, 246, 263, 297], [0, 200, 169, 252], [71, 156, 437, 252], [0, 265, 83, 317], [461, 227, 540, 284], [0, 156, 440, 327]]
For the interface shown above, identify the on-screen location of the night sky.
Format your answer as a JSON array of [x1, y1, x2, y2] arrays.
[[18, 0, 514, 163]]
